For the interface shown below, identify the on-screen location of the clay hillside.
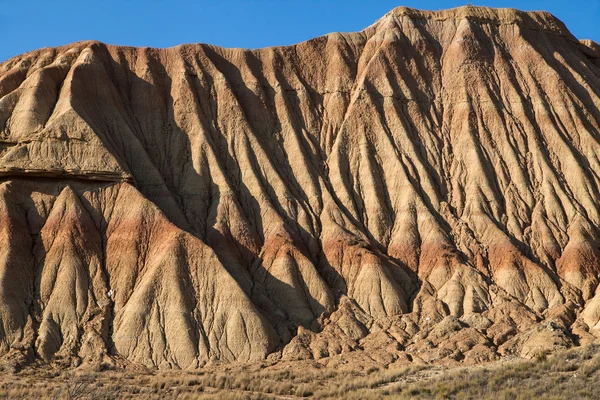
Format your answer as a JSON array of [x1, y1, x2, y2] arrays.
[[1, 5, 600, 370]]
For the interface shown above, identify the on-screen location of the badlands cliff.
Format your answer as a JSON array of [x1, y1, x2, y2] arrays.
[[1, 6, 600, 369]]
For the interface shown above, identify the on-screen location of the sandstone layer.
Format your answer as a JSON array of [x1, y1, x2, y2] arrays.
[[1, 6, 600, 369]]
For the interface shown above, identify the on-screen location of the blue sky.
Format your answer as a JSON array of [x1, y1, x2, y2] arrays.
[[2, 0, 599, 62]]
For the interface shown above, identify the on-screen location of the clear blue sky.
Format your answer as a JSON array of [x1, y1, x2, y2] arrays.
[[2, 0, 599, 62]]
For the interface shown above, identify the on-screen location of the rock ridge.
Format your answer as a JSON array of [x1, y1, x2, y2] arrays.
[[0, 5, 600, 370], [382, 6, 570, 35]]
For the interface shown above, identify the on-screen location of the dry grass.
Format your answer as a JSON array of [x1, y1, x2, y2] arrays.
[[1, 345, 599, 399], [391, 345, 600, 400]]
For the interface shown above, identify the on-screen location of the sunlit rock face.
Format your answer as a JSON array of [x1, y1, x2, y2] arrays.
[[1, 6, 600, 368]]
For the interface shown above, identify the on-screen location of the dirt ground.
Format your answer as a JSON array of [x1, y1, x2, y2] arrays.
[[1, 345, 599, 399]]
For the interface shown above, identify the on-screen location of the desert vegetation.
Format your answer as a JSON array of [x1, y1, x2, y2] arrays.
[[0, 345, 597, 399]]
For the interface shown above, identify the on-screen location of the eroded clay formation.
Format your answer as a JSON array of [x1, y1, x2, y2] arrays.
[[1, 6, 600, 369]]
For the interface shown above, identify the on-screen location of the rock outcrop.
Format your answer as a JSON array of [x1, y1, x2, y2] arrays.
[[2, 6, 600, 369]]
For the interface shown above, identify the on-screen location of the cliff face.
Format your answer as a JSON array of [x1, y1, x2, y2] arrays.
[[2, 6, 600, 369]]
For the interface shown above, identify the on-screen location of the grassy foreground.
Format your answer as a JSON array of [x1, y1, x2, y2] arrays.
[[1, 345, 599, 399]]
